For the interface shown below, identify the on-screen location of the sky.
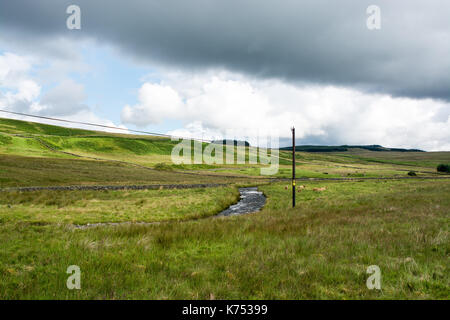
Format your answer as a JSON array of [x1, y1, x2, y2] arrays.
[[0, 0, 449, 150]]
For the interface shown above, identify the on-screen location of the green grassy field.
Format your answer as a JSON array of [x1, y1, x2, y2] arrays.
[[0, 117, 449, 299], [0, 154, 256, 188], [0, 179, 448, 299], [0, 187, 240, 224]]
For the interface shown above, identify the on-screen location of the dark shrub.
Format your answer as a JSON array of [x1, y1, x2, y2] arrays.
[[437, 164, 450, 173], [407, 171, 417, 176]]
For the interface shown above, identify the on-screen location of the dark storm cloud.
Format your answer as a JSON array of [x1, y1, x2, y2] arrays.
[[1, 0, 449, 100]]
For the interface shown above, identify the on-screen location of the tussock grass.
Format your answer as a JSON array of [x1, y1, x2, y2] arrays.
[[0, 154, 255, 188], [0, 179, 448, 299]]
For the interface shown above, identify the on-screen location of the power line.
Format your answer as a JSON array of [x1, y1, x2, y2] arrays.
[[0, 109, 212, 142], [0, 109, 276, 148]]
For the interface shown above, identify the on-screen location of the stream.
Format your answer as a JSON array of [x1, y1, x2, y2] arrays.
[[217, 187, 266, 216]]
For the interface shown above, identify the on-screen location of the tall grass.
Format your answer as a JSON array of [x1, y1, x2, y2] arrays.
[[0, 179, 448, 299]]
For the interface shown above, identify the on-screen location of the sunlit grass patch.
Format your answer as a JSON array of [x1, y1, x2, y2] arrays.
[[0, 186, 240, 224]]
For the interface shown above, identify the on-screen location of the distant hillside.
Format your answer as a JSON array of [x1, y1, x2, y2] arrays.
[[0, 117, 179, 161], [279, 144, 424, 153]]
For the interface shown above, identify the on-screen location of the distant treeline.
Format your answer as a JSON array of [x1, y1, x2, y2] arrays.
[[279, 145, 424, 153], [212, 139, 250, 146]]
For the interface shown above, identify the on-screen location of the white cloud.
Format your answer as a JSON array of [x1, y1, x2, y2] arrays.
[[122, 70, 450, 151], [0, 52, 33, 83], [0, 52, 126, 134], [167, 121, 223, 141], [0, 53, 41, 113], [0, 53, 85, 117], [34, 79, 88, 116], [121, 83, 183, 126]]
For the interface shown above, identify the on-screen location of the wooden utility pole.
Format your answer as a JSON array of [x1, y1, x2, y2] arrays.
[[292, 127, 296, 207]]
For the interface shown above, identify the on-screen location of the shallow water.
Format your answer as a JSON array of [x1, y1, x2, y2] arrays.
[[217, 187, 266, 216]]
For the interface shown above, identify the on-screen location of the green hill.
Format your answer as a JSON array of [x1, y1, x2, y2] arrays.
[[0, 117, 179, 162], [279, 144, 424, 153], [1, 117, 448, 188]]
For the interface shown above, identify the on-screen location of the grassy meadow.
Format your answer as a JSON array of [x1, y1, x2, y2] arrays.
[[0, 187, 240, 224], [0, 179, 448, 299], [0, 117, 449, 299]]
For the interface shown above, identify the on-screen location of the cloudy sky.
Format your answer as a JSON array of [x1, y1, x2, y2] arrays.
[[0, 0, 449, 150]]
